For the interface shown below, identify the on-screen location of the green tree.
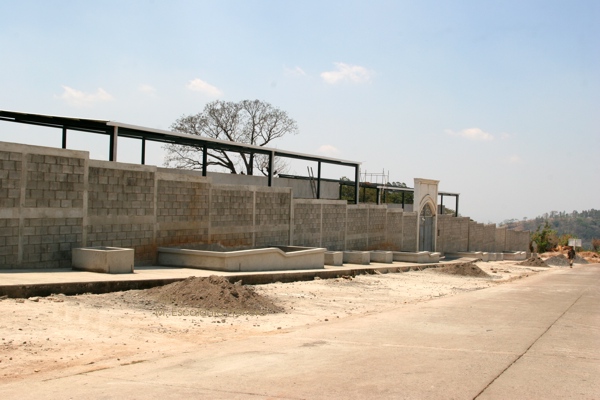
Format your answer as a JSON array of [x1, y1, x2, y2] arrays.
[[382, 182, 414, 205], [530, 221, 557, 253]]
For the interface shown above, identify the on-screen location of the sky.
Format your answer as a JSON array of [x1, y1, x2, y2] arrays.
[[0, 0, 598, 224]]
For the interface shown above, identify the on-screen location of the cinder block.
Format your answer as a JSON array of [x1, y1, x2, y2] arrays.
[[343, 251, 371, 265], [370, 250, 393, 263]]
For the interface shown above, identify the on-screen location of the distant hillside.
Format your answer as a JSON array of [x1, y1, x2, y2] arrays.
[[500, 209, 600, 249]]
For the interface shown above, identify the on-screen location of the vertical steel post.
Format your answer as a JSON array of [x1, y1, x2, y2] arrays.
[[109, 126, 118, 161], [268, 151, 274, 187], [317, 161, 322, 199], [248, 152, 254, 175], [455, 195, 459, 217], [202, 145, 208, 177], [141, 138, 146, 165], [62, 127, 67, 149], [354, 165, 360, 204]]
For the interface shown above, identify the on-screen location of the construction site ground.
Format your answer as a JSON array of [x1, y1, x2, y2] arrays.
[[0, 257, 598, 399]]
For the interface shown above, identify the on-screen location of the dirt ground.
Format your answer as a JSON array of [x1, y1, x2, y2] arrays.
[[0, 261, 572, 384]]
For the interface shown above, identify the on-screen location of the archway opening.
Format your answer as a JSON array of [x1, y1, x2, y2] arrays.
[[419, 203, 435, 252]]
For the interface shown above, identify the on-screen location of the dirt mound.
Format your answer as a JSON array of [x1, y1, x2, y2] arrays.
[[574, 255, 589, 264], [144, 276, 283, 314], [578, 251, 600, 263], [517, 256, 549, 267], [545, 254, 570, 266], [433, 262, 490, 278]]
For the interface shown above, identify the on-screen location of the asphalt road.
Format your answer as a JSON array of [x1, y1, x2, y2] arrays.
[[2, 264, 599, 399]]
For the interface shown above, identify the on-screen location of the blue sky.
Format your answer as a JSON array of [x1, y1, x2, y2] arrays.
[[1, 0, 598, 223]]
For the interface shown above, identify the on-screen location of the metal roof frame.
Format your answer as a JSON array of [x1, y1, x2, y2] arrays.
[[0, 110, 362, 203]]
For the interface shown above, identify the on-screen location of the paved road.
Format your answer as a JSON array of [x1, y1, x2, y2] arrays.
[[2, 265, 599, 399]]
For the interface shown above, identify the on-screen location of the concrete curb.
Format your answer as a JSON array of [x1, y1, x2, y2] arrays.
[[0, 262, 446, 298]]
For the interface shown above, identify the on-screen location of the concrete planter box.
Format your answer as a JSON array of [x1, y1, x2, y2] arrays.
[[502, 251, 526, 261], [343, 251, 371, 265], [72, 247, 134, 274], [158, 245, 325, 272], [370, 251, 393, 264], [393, 251, 440, 264], [325, 251, 343, 266]]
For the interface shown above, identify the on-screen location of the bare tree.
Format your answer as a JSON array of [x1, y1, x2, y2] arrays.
[[164, 100, 298, 175]]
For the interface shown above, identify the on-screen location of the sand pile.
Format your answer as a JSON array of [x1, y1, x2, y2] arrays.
[[518, 256, 549, 267], [433, 262, 490, 278], [545, 254, 570, 266], [144, 276, 283, 314]]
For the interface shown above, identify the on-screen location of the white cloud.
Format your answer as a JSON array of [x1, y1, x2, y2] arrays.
[[445, 128, 494, 141], [317, 144, 340, 156], [139, 84, 157, 96], [186, 78, 222, 97], [500, 132, 511, 140], [507, 154, 521, 164], [320, 62, 372, 84], [57, 86, 113, 107], [284, 66, 307, 77]]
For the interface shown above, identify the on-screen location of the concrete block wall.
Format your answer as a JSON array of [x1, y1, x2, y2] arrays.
[[209, 186, 255, 247], [367, 207, 388, 249], [87, 161, 156, 264], [291, 199, 347, 250], [346, 205, 369, 250], [0, 143, 87, 268], [23, 151, 86, 267], [505, 229, 529, 253], [482, 224, 496, 253], [385, 210, 404, 251], [321, 203, 347, 250], [437, 216, 487, 254], [291, 202, 422, 252], [254, 189, 291, 247], [291, 200, 322, 248], [155, 170, 210, 249], [468, 221, 484, 252], [402, 212, 418, 252], [495, 226, 507, 252], [0, 141, 530, 269]]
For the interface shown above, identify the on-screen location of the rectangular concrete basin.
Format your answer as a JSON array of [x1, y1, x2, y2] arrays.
[[393, 251, 439, 263], [72, 247, 134, 274], [158, 245, 325, 272]]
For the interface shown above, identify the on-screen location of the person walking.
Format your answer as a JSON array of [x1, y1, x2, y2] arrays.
[[567, 246, 576, 268]]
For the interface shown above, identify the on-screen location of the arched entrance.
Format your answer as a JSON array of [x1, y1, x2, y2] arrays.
[[419, 203, 435, 252]]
